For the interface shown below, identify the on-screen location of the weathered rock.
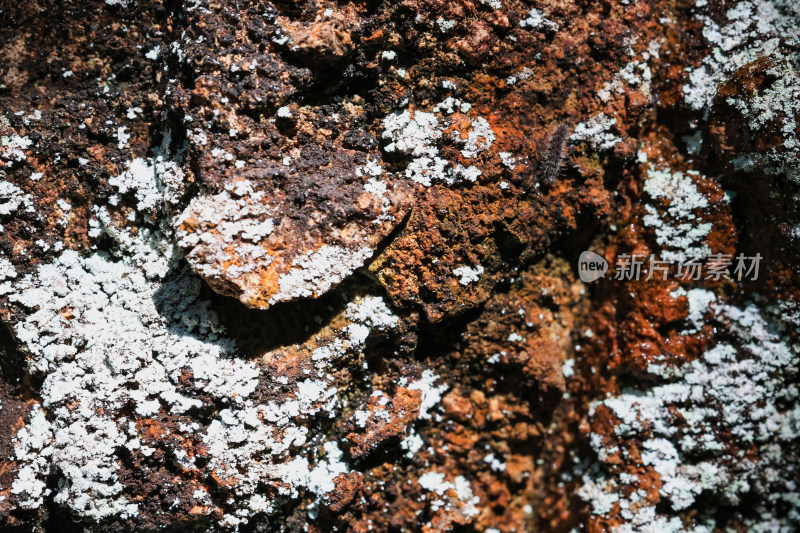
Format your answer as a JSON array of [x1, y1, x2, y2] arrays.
[[175, 159, 412, 309], [0, 0, 799, 531]]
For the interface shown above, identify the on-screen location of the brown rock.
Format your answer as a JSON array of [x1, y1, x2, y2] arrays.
[[175, 158, 411, 308]]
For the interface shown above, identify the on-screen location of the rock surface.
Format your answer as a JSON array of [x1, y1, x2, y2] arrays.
[[0, 0, 798, 532]]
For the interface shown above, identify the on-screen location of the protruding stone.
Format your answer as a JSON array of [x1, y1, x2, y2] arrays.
[[175, 159, 411, 309]]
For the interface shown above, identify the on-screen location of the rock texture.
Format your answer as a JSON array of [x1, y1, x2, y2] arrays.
[[175, 167, 411, 308], [0, 0, 798, 532]]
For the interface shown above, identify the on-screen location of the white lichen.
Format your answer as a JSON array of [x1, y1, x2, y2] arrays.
[[519, 8, 558, 32], [0, 180, 34, 216], [727, 58, 800, 183], [642, 166, 712, 263], [8, 214, 263, 519], [1, 135, 33, 165], [453, 264, 484, 286], [683, 0, 799, 114], [418, 471, 480, 519], [453, 116, 495, 159], [11, 406, 53, 509], [408, 370, 448, 420], [381, 103, 494, 187], [382, 110, 441, 158], [581, 298, 800, 531], [271, 245, 374, 304], [571, 114, 622, 151], [108, 157, 185, 214], [7, 188, 378, 524]]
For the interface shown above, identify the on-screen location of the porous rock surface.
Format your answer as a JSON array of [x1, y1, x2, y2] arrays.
[[0, 0, 798, 532]]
